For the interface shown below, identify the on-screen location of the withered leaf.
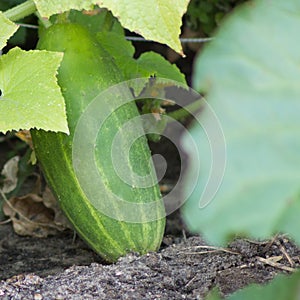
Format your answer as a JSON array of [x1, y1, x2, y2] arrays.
[[1, 156, 19, 193], [3, 190, 70, 238]]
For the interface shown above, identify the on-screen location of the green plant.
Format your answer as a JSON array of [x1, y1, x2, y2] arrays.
[[185, 0, 246, 35], [2, 0, 298, 297], [182, 0, 300, 298], [31, 22, 167, 261], [0, 0, 188, 261]]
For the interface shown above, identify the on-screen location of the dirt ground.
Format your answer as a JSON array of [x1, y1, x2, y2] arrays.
[[1, 221, 300, 299]]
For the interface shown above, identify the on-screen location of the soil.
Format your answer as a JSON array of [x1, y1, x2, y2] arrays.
[[1, 223, 300, 299]]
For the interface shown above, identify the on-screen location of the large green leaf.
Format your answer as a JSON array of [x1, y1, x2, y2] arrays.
[[97, 31, 186, 95], [33, 0, 189, 54], [96, 31, 136, 78], [182, 0, 300, 245], [53, 9, 124, 36], [207, 271, 300, 300], [0, 47, 69, 134], [33, 0, 93, 17], [98, 31, 186, 82], [226, 271, 300, 300], [96, 0, 189, 55], [136, 52, 186, 84], [0, 12, 18, 49]]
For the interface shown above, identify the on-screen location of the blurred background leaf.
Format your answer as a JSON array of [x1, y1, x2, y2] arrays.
[[182, 0, 300, 245]]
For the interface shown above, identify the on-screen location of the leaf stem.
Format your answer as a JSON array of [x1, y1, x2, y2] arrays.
[[3, 0, 36, 22], [35, 11, 52, 28]]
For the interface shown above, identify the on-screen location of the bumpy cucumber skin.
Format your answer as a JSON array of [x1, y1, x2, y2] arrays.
[[31, 23, 165, 262]]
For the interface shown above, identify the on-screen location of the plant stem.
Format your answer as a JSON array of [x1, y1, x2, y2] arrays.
[[3, 0, 36, 22], [35, 11, 52, 28], [167, 98, 204, 122]]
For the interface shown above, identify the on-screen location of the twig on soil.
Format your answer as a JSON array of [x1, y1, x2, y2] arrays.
[[236, 264, 252, 269], [243, 238, 271, 245], [185, 274, 199, 288], [178, 245, 241, 256], [277, 241, 295, 267], [256, 256, 296, 273], [244, 234, 295, 263], [261, 234, 280, 253], [244, 234, 281, 247]]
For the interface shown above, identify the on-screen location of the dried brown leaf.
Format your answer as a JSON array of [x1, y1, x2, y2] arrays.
[[1, 156, 19, 193], [42, 186, 71, 228], [15, 130, 33, 149], [2, 191, 70, 238]]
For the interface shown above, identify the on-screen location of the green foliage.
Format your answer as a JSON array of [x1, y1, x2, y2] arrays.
[[33, 0, 93, 17], [183, 0, 300, 296], [209, 270, 300, 300], [33, 0, 189, 54], [183, 0, 300, 245], [31, 22, 165, 261], [1, 1, 38, 47], [95, 30, 186, 89], [52, 9, 124, 36], [186, 0, 246, 35], [0, 0, 26, 11], [0, 47, 69, 133], [205, 288, 222, 300], [230, 270, 300, 300], [0, 12, 18, 49], [0, 0, 188, 135], [3, 0, 299, 297], [65, 8, 186, 142]]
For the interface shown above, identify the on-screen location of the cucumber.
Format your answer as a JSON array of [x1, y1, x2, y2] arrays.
[[31, 23, 165, 262]]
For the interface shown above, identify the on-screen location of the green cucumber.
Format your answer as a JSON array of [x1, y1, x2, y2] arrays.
[[31, 23, 165, 262]]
